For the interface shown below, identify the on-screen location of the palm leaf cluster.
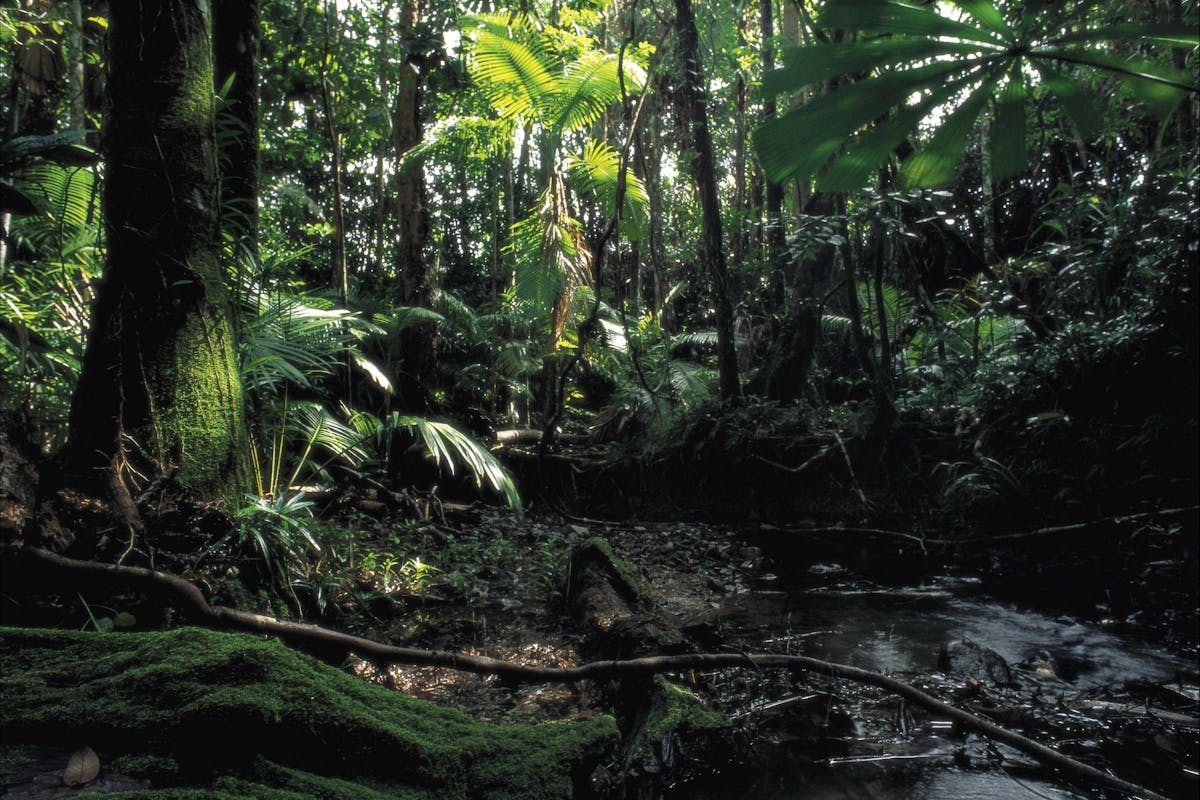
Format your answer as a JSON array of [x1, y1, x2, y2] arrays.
[[459, 14, 649, 343], [755, 0, 1198, 190]]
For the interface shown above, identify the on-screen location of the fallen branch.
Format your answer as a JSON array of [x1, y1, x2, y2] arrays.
[[958, 506, 1199, 543], [8, 547, 1167, 800]]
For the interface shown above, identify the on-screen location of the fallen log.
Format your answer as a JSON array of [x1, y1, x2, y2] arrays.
[[5, 547, 1169, 800], [566, 536, 687, 659]]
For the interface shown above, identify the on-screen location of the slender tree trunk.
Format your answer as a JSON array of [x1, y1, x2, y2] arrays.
[[761, 0, 786, 295], [213, 0, 261, 258], [320, 1, 347, 305], [374, 1, 392, 277], [781, 0, 807, 213], [390, 0, 436, 408], [0, 56, 19, 280], [62, 0, 244, 499], [979, 117, 996, 265], [673, 0, 741, 400], [66, 0, 86, 130], [731, 11, 748, 267]]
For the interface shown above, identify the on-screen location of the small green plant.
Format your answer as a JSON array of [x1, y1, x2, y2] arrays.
[[204, 492, 321, 609]]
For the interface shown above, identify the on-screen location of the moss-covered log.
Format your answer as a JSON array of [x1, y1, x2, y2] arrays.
[[566, 537, 686, 659], [0, 627, 617, 799]]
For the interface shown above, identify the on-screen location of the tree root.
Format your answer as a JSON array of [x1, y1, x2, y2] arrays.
[[8, 546, 1168, 800]]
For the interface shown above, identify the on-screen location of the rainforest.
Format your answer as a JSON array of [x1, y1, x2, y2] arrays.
[[0, 1, 1197, 798]]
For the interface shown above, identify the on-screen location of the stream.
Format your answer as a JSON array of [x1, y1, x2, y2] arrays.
[[663, 532, 1199, 800]]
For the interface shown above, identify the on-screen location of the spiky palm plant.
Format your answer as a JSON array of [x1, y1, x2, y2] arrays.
[[455, 14, 648, 345]]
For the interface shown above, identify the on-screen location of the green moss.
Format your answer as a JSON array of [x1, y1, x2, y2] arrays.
[[0, 744, 38, 786], [153, 309, 245, 497], [572, 536, 647, 604], [1, 627, 617, 799], [627, 675, 731, 769], [642, 676, 729, 742]]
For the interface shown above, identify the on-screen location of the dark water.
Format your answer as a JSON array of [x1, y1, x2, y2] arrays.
[[667, 548, 1198, 800], [732, 569, 1194, 687]]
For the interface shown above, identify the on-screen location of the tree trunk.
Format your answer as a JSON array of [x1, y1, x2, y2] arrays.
[[213, 0, 261, 254], [761, 0, 786, 300], [66, 0, 86, 130], [390, 0, 436, 409], [62, 0, 244, 499], [673, 0, 741, 401], [731, 11, 748, 267], [319, 3, 348, 306]]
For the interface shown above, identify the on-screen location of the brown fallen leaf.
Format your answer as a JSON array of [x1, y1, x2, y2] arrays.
[[63, 745, 100, 786]]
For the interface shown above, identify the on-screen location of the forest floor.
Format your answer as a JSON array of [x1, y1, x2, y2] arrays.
[[316, 501, 1200, 800]]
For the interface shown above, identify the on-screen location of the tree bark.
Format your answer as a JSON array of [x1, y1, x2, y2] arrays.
[[391, 0, 436, 409], [761, 0, 786, 293], [319, 1, 347, 306], [66, 0, 86, 130], [673, 0, 741, 400], [61, 0, 244, 500], [213, 0, 261, 254]]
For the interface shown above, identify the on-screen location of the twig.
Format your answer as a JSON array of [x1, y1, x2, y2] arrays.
[[832, 430, 871, 510], [957, 506, 1198, 543], [752, 445, 835, 475], [9, 547, 1168, 800]]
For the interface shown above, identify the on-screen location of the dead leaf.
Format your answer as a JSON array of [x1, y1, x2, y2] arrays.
[[63, 745, 99, 786]]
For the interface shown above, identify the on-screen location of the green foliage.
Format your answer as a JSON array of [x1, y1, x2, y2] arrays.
[[223, 491, 321, 607], [756, 0, 1198, 189], [0, 134, 101, 444], [564, 139, 650, 241], [353, 409, 523, 514]]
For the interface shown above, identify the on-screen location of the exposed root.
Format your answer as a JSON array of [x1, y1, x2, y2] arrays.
[[8, 546, 1169, 800]]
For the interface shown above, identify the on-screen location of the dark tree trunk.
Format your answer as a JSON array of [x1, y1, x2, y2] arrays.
[[673, 0, 741, 401], [391, 0, 436, 409], [760, 0, 786, 290], [213, 0, 261, 253], [61, 0, 244, 500]]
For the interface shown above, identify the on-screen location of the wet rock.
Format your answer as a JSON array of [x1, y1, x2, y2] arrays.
[[938, 639, 1014, 686]]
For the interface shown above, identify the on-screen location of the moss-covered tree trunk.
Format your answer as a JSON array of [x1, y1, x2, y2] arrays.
[[62, 0, 243, 499]]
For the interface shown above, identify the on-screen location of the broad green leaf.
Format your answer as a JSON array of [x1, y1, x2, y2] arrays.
[[817, 67, 984, 191], [756, 60, 965, 183], [821, 0, 1006, 45], [1053, 22, 1200, 48], [469, 28, 555, 120], [564, 140, 649, 240], [900, 77, 996, 189], [948, 0, 1013, 40], [991, 68, 1027, 182], [765, 38, 985, 96], [549, 51, 643, 133], [1033, 47, 1195, 114], [1034, 65, 1103, 139]]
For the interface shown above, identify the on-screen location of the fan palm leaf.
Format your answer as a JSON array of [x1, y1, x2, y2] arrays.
[[756, 0, 1198, 189]]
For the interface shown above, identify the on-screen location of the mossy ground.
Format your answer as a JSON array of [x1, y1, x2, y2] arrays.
[[0, 627, 617, 799]]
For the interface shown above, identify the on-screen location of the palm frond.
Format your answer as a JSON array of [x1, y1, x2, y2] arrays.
[[549, 51, 645, 133], [564, 139, 649, 241], [396, 116, 514, 177], [386, 413, 522, 512], [468, 26, 556, 120]]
